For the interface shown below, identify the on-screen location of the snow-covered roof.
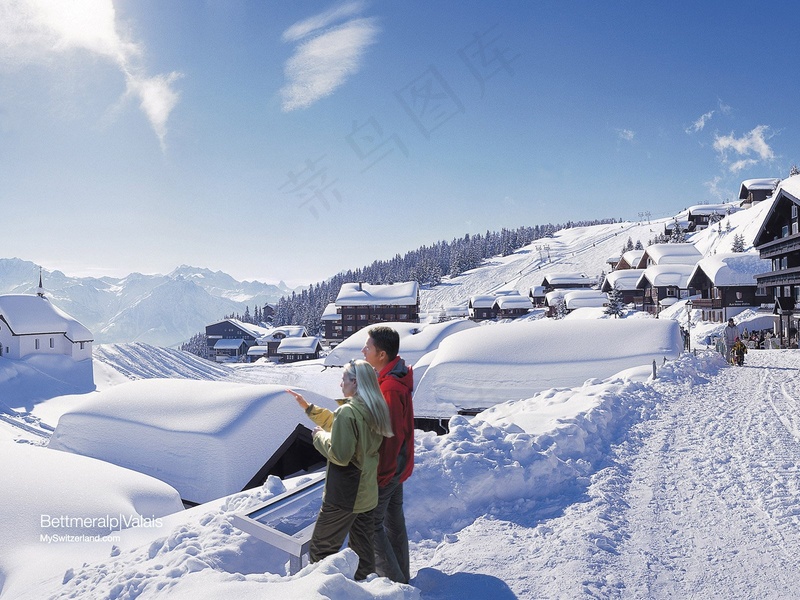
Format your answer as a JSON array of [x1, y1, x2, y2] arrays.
[[776, 174, 800, 201], [209, 319, 272, 339], [637, 244, 702, 268], [620, 250, 644, 266], [0, 294, 93, 341], [545, 290, 565, 303], [335, 281, 419, 306], [601, 269, 646, 292], [529, 285, 546, 297], [686, 203, 739, 216], [444, 305, 469, 317], [320, 303, 340, 321], [413, 319, 682, 417], [323, 319, 478, 368], [493, 295, 532, 310], [48, 380, 331, 504], [246, 345, 269, 356], [276, 336, 321, 354], [563, 290, 607, 309], [636, 264, 695, 289], [469, 294, 496, 308], [541, 272, 589, 286], [257, 325, 307, 343], [213, 338, 247, 350], [739, 178, 780, 199], [688, 253, 769, 287]]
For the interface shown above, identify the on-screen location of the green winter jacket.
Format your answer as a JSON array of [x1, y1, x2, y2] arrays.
[[306, 396, 382, 514]]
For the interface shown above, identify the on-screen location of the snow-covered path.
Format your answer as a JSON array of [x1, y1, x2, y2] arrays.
[[607, 349, 800, 598], [418, 350, 800, 599]]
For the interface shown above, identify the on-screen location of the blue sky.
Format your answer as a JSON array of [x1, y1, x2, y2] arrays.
[[1, 1, 797, 286]]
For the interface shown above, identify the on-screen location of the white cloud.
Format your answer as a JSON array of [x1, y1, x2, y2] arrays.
[[617, 128, 635, 142], [0, 0, 180, 148], [686, 110, 714, 134], [713, 125, 775, 172], [280, 3, 379, 112], [282, 0, 365, 43]]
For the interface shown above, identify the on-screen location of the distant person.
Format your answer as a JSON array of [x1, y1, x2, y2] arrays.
[[732, 337, 747, 366], [361, 326, 414, 584], [287, 359, 393, 580], [723, 318, 739, 363]]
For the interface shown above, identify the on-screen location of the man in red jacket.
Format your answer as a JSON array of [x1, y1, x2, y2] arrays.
[[362, 326, 414, 583]]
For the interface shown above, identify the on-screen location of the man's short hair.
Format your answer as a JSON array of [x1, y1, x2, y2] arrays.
[[368, 326, 399, 361]]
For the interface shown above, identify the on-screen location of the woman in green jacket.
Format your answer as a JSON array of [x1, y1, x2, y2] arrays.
[[287, 359, 393, 580]]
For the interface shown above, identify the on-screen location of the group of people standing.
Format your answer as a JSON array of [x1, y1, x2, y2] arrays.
[[287, 326, 414, 583]]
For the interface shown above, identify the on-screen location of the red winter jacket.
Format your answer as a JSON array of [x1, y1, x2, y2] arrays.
[[377, 356, 414, 487]]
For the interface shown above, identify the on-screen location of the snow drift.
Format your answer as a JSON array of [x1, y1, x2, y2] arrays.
[[413, 318, 682, 417], [48, 380, 332, 504]]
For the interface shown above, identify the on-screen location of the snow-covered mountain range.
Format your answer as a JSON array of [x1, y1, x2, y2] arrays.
[[0, 260, 294, 347]]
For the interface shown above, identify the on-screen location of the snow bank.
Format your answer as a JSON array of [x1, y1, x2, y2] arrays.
[[323, 320, 478, 367], [407, 352, 725, 537], [9, 475, 418, 600], [48, 380, 332, 503], [0, 442, 183, 597], [413, 319, 682, 417]]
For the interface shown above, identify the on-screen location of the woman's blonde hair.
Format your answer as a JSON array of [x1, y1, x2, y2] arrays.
[[345, 359, 394, 438]]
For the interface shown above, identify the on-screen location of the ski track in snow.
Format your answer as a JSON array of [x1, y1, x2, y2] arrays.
[[417, 350, 800, 599]]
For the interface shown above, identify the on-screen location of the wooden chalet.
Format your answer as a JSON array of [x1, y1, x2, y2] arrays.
[[321, 302, 342, 346], [600, 269, 646, 308], [276, 336, 323, 363], [753, 175, 800, 343], [539, 272, 592, 292], [635, 265, 695, 315], [687, 253, 769, 323], [206, 319, 270, 362], [614, 250, 644, 271], [685, 203, 738, 231], [468, 295, 497, 321], [492, 294, 532, 319], [635, 243, 702, 269], [739, 178, 780, 208], [335, 281, 420, 337]]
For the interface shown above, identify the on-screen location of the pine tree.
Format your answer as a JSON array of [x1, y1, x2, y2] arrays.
[[670, 219, 686, 243], [604, 285, 624, 318], [634, 239, 644, 250], [790, 164, 800, 177], [731, 233, 746, 252], [553, 297, 568, 320]]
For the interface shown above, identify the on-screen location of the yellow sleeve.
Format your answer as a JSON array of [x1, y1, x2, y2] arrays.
[[305, 404, 334, 431]]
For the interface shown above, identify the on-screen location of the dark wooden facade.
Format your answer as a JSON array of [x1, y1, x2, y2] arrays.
[[206, 320, 260, 361], [338, 304, 419, 337], [753, 179, 800, 342]]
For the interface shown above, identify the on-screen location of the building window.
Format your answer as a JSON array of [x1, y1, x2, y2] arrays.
[[49, 338, 54, 348], [756, 285, 767, 296], [80, 342, 85, 350], [785, 286, 792, 298], [782, 225, 790, 238], [793, 205, 798, 219], [35, 339, 40, 350], [666, 288, 676, 297]]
